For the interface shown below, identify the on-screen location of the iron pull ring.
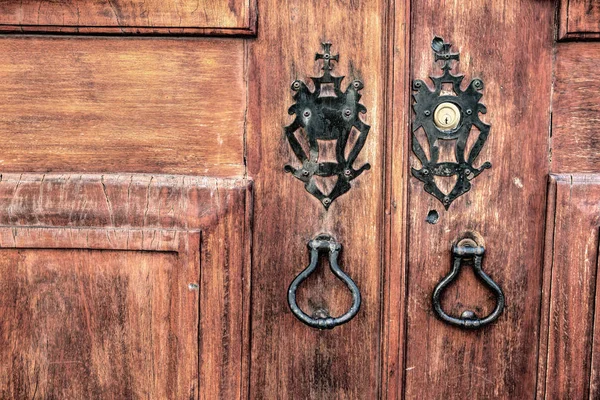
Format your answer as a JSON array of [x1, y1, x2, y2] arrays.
[[432, 238, 505, 329], [287, 234, 361, 330]]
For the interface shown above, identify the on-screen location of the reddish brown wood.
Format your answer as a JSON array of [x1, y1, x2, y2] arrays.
[[552, 42, 600, 173], [538, 174, 600, 399], [0, 246, 195, 399], [0, 0, 257, 36], [591, 241, 600, 400], [246, 0, 388, 397], [0, 173, 252, 399], [382, 0, 411, 398], [558, 0, 600, 40], [0, 1, 573, 398], [536, 174, 558, 400], [403, 0, 554, 398], [0, 37, 246, 177]]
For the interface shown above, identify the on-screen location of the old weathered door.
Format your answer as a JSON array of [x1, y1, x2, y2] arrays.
[[0, 0, 597, 399], [247, 0, 555, 398], [0, 4, 255, 399]]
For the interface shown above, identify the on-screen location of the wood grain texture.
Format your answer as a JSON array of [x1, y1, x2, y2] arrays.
[[0, 247, 195, 399], [0, 37, 246, 177], [537, 174, 600, 399], [0, 173, 252, 399], [382, 0, 410, 398], [558, 0, 600, 40], [552, 42, 600, 173], [0, 0, 257, 36], [246, 0, 387, 397], [404, 1, 554, 398]]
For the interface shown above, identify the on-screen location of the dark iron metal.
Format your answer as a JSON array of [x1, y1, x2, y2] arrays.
[[284, 43, 371, 209], [287, 234, 361, 329], [412, 36, 491, 209], [432, 237, 505, 329]]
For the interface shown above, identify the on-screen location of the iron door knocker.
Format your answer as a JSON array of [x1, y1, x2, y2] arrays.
[[287, 234, 361, 329], [432, 237, 505, 329]]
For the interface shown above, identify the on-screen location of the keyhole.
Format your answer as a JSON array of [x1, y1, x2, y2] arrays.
[[433, 102, 461, 130]]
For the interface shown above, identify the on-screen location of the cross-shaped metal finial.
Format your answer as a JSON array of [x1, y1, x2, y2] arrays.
[[315, 42, 339, 80], [431, 37, 459, 71]]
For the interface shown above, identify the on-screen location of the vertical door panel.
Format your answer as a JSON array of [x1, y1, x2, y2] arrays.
[[0, 173, 252, 399], [247, 0, 388, 397], [402, 1, 554, 398], [538, 175, 600, 399]]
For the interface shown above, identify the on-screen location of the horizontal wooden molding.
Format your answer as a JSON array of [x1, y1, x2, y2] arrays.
[[0, 173, 252, 230], [0, 0, 257, 36]]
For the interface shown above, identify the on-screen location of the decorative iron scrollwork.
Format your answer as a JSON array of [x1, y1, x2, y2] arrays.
[[284, 43, 371, 209], [432, 237, 505, 329], [287, 234, 361, 329], [412, 36, 491, 209]]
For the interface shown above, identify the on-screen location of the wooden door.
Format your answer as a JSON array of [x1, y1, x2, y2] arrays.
[[0, 2, 255, 398], [0, 0, 598, 399]]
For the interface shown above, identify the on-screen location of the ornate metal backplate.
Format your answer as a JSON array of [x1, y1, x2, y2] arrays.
[[284, 43, 370, 209], [412, 37, 491, 209]]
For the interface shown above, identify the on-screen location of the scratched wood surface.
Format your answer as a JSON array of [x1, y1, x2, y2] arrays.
[[0, 173, 252, 399], [0, 37, 246, 177], [0, 0, 257, 35], [383, 0, 410, 398], [401, 0, 554, 398], [246, 0, 387, 397], [558, 0, 600, 40], [0, 1, 577, 398], [0, 247, 195, 399], [537, 174, 600, 399], [552, 42, 600, 173]]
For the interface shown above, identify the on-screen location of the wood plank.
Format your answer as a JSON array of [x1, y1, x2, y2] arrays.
[[199, 177, 252, 400], [0, 173, 252, 399], [591, 233, 600, 399], [0, 0, 257, 36], [538, 174, 600, 399], [0, 173, 249, 229], [383, 0, 411, 398], [536, 173, 558, 400], [0, 226, 181, 251], [558, 0, 600, 40], [404, 1, 554, 398], [246, 0, 387, 397], [0, 37, 246, 177], [552, 42, 600, 173]]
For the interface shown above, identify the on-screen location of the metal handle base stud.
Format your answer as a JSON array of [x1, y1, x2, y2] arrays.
[[287, 234, 361, 330], [432, 238, 505, 329]]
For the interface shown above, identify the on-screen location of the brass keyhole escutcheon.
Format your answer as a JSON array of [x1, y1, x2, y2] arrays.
[[433, 102, 461, 130]]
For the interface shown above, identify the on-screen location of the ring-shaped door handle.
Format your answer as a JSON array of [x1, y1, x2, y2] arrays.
[[432, 237, 505, 329], [287, 234, 361, 329]]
